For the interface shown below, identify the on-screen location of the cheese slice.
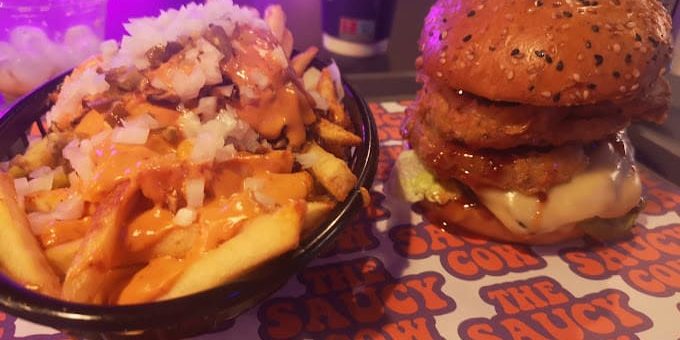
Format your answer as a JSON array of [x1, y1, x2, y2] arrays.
[[476, 136, 641, 235]]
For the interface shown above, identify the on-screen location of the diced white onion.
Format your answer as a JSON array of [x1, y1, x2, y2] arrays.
[[303, 67, 321, 91], [111, 126, 150, 145], [244, 177, 276, 207], [27, 172, 54, 193], [29, 166, 52, 179], [178, 112, 201, 138], [184, 177, 205, 208], [173, 207, 197, 227], [28, 212, 55, 235], [215, 144, 237, 162], [125, 113, 161, 130], [327, 61, 344, 100], [51, 194, 85, 221], [68, 171, 81, 189], [308, 90, 329, 111], [14, 177, 29, 197], [191, 131, 222, 164], [295, 152, 320, 169], [62, 140, 94, 181], [195, 96, 218, 120]]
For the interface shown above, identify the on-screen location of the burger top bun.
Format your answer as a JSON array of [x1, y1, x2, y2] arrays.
[[419, 0, 672, 106]]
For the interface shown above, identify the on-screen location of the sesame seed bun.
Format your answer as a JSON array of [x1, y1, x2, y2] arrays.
[[419, 200, 584, 245], [419, 0, 672, 106]]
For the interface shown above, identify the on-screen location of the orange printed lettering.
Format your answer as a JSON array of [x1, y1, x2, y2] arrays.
[[263, 302, 303, 339], [447, 250, 479, 277], [383, 317, 434, 340], [424, 224, 465, 251], [571, 302, 615, 334], [464, 322, 503, 340], [590, 292, 644, 328], [381, 283, 418, 315], [562, 251, 605, 276], [531, 308, 584, 340], [305, 297, 351, 332], [404, 275, 450, 311], [626, 269, 665, 294], [595, 248, 638, 271], [341, 286, 384, 323], [500, 318, 549, 340]]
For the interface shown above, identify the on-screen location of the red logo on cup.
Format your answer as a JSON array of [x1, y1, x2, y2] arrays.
[[458, 276, 652, 339]]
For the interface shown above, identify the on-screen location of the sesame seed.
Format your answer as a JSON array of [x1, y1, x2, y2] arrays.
[[572, 73, 581, 81], [505, 13, 514, 20], [440, 58, 446, 64], [624, 73, 632, 80], [612, 43, 621, 53], [556, 61, 564, 71], [577, 53, 584, 61], [631, 83, 639, 91], [528, 85, 535, 91], [634, 33, 642, 41], [436, 72, 443, 77], [441, 31, 448, 39], [591, 25, 600, 33], [535, 50, 545, 58], [462, 34, 472, 42], [511, 48, 521, 56], [541, 91, 552, 97], [619, 85, 626, 92], [585, 40, 592, 49], [625, 54, 632, 63], [563, 11, 573, 17], [632, 69, 640, 78], [625, 21, 636, 29], [583, 90, 590, 100], [613, 71, 621, 78], [467, 10, 476, 17], [535, 0, 544, 6], [466, 53, 475, 60], [506, 71, 515, 80], [594, 54, 604, 66], [545, 55, 553, 63], [587, 83, 597, 90]]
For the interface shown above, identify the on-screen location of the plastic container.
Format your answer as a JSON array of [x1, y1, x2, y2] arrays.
[[0, 0, 107, 102]]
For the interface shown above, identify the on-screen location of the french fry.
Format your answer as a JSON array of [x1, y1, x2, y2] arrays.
[[24, 188, 70, 213], [148, 225, 199, 259], [161, 201, 305, 300], [302, 143, 357, 201], [303, 201, 335, 233], [74, 110, 111, 138], [44, 238, 82, 276], [118, 256, 186, 305], [0, 173, 61, 296], [292, 46, 319, 77], [264, 5, 294, 57], [315, 118, 362, 147], [317, 69, 350, 128], [62, 180, 140, 303]]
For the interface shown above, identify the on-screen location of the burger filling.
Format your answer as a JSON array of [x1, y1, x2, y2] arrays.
[[393, 133, 642, 239]]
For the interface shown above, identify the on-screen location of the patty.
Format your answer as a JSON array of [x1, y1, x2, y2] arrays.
[[405, 109, 589, 195], [418, 78, 669, 150]]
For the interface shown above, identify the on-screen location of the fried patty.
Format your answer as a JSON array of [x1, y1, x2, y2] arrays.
[[418, 78, 669, 150], [405, 108, 589, 195]]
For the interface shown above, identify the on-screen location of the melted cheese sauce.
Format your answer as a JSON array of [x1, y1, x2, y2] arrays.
[[476, 136, 641, 235]]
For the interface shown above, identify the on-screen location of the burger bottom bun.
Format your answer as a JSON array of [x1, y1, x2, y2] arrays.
[[419, 200, 583, 245]]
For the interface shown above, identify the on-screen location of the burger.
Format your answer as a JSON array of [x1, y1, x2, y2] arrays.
[[392, 0, 672, 244]]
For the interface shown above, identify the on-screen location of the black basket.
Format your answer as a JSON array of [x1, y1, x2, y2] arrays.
[[0, 59, 379, 338]]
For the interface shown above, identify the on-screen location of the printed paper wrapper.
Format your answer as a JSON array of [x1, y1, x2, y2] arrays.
[[3, 101, 680, 340]]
